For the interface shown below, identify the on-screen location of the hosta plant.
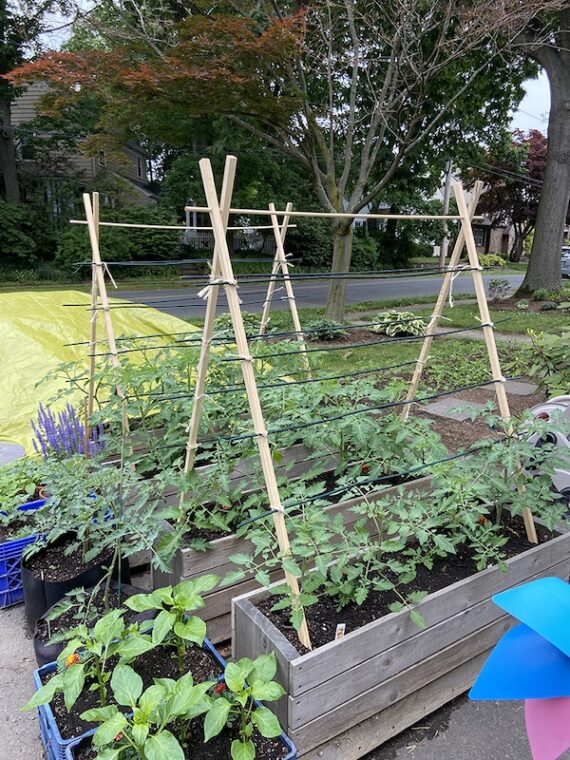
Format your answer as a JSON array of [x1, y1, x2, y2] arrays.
[[372, 310, 426, 337]]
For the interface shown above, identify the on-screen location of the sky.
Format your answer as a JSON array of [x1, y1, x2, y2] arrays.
[[510, 71, 551, 133]]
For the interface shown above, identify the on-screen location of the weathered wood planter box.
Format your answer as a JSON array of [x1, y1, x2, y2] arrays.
[[151, 449, 433, 643], [232, 528, 570, 759]]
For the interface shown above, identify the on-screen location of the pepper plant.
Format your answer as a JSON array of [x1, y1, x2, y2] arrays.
[[81, 665, 214, 760], [124, 575, 219, 676], [23, 609, 154, 711], [204, 654, 285, 760]]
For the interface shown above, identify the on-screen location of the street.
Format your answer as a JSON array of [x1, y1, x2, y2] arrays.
[[114, 273, 525, 318]]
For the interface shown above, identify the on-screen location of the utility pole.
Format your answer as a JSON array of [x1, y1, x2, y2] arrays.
[[438, 159, 452, 268]]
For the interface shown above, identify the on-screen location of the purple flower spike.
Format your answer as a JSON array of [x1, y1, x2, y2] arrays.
[[30, 403, 105, 459]]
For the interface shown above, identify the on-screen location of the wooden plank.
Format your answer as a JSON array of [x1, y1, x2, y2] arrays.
[[289, 618, 507, 754], [288, 555, 570, 726], [298, 650, 490, 760]]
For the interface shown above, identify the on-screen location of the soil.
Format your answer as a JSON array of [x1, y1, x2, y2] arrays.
[[493, 297, 548, 313], [0, 515, 35, 543], [309, 328, 393, 346], [23, 533, 112, 584], [257, 512, 555, 654], [42, 644, 223, 740], [415, 385, 547, 452]]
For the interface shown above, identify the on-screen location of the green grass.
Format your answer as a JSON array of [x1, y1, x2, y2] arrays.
[[413, 304, 570, 335]]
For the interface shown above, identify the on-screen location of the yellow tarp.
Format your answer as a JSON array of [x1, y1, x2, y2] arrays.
[[0, 290, 199, 453]]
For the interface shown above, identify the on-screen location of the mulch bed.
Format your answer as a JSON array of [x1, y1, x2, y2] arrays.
[[258, 512, 554, 654]]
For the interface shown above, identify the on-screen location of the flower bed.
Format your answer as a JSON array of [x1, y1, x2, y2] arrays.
[[232, 526, 570, 759]]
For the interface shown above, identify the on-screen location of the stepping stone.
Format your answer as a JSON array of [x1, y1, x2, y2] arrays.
[[421, 397, 486, 421], [0, 442, 25, 465], [503, 380, 538, 396]]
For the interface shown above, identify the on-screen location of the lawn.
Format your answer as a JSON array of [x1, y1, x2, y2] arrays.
[[413, 303, 570, 335]]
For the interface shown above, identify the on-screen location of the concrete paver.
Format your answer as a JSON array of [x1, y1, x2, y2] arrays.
[[421, 397, 486, 421]]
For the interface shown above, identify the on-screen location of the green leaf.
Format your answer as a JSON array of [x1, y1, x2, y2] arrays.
[[152, 610, 176, 645], [145, 730, 184, 760], [231, 738, 255, 760], [251, 681, 284, 702], [224, 662, 246, 693], [80, 706, 116, 723], [251, 654, 277, 684], [139, 684, 167, 717], [115, 635, 154, 662], [93, 712, 128, 747], [282, 557, 301, 577], [23, 674, 63, 710], [111, 664, 143, 707], [94, 610, 124, 647], [124, 591, 164, 613], [95, 749, 123, 760], [409, 609, 427, 630], [132, 722, 149, 748], [170, 680, 213, 716], [251, 706, 282, 738], [62, 663, 86, 712], [204, 698, 232, 741], [173, 616, 206, 645]]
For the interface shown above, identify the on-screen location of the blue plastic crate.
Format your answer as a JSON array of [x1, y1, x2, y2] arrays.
[[34, 663, 96, 760], [0, 499, 44, 608]]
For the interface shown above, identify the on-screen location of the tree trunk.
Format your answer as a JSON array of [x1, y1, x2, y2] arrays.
[[517, 72, 570, 294], [325, 223, 353, 321], [0, 97, 20, 202], [509, 226, 524, 262]]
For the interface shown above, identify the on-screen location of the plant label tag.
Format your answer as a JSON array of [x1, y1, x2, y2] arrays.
[[335, 624, 346, 640]]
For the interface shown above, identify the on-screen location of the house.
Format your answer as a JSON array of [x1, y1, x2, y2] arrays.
[[10, 82, 157, 212]]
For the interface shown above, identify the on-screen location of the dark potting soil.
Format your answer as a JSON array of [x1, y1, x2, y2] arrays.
[[257, 512, 555, 654], [42, 644, 223, 740], [35, 587, 145, 645], [0, 515, 35, 543], [23, 535, 111, 584]]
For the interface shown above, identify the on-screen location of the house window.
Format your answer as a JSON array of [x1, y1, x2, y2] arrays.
[[97, 151, 106, 167], [137, 156, 144, 178], [472, 226, 486, 248]]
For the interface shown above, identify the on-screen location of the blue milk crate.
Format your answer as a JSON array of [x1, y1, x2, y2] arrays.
[[0, 499, 44, 608], [34, 663, 96, 760]]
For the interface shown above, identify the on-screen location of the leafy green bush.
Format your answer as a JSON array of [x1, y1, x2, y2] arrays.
[[516, 299, 529, 311], [372, 310, 426, 337], [515, 330, 570, 395], [351, 233, 380, 270], [540, 301, 559, 311], [479, 253, 505, 268], [533, 288, 550, 301], [54, 206, 183, 275], [0, 199, 39, 264], [305, 318, 348, 341], [214, 312, 260, 340]]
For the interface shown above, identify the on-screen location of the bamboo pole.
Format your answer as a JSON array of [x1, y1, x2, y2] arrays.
[[179, 157, 237, 486], [453, 182, 537, 544], [185, 206, 475, 222], [259, 203, 293, 336], [267, 203, 312, 378], [83, 193, 131, 445], [200, 156, 312, 650], [70, 220, 296, 231], [85, 192, 100, 457], [401, 182, 483, 423]]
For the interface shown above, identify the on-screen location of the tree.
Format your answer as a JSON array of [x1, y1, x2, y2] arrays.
[[0, 0, 72, 203], [517, 10, 570, 293], [470, 130, 547, 262], [8, 1, 563, 316]]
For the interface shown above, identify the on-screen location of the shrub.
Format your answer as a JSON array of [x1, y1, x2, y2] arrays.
[[214, 312, 260, 340], [516, 299, 529, 311], [540, 301, 559, 311], [488, 279, 511, 301], [351, 234, 380, 270], [305, 318, 348, 341], [479, 253, 505, 268], [372, 310, 426, 337], [0, 199, 39, 264]]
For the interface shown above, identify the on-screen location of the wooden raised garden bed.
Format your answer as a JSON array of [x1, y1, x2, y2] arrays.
[[232, 527, 570, 759], [152, 461, 433, 643]]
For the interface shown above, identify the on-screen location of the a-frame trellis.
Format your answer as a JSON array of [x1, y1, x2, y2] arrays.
[[76, 154, 537, 656]]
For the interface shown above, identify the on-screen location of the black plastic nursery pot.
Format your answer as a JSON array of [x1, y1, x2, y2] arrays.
[[22, 534, 130, 632], [32, 581, 154, 667]]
